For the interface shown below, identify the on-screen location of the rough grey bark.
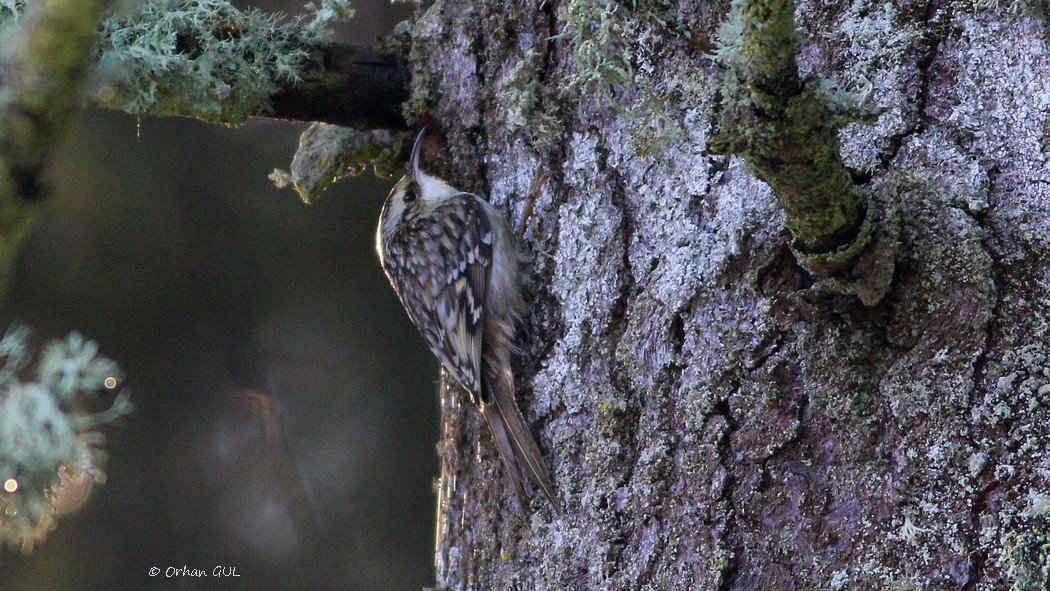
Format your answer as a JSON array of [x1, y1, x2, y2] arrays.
[[410, 0, 1050, 589]]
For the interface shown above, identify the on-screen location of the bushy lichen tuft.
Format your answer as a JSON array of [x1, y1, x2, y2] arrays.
[[37, 332, 121, 404], [94, 0, 353, 124], [555, 0, 634, 108], [497, 49, 562, 147], [550, 0, 703, 154], [555, 0, 681, 110], [0, 327, 131, 553], [0, 0, 24, 32]]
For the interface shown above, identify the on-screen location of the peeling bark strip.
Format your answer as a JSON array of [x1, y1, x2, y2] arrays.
[[269, 44, 409, 129]]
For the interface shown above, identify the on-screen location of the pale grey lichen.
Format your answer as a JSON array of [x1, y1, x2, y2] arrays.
[[497, 49, 562, 147], [1024, 491, 1050, 518], [555, 0, 681, 111], [896, 514, 928, 545], [0, 327, 131, 553], [0, 0, 22, 21], [954, 0, 1050, 16], [829, 569, 851, 590], [94, 0, 353, 124]]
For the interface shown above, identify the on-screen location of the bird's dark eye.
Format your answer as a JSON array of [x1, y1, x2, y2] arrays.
[[403, 189, 417, 204]]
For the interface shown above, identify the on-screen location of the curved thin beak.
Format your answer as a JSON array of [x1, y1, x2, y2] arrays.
[[410, 127, 426, 179]]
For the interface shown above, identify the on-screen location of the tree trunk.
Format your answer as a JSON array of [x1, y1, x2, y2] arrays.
[[416, 1, 1050, 589]]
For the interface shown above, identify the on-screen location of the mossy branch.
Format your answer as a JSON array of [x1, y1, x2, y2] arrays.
[[0, 0, 103, 294], [741, 0, 862, 252], [713, 0, 864, 254], [712, 0, 898, 305], [743, 0, 801, 102]]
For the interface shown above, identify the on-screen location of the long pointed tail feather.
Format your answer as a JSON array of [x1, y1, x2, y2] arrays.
[[482, 369, 560, 513]]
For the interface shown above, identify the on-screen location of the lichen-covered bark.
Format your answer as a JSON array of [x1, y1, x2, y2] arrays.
[[414, 0, 1050, 589]]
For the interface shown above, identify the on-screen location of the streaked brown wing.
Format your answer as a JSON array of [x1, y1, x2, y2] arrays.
[[382, 194, 493, 400]]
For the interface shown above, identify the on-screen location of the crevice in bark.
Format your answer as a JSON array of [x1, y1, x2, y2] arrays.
[[957, 157, 1002, 590], [713, 393, 742, 591], [746, 329, 784, 371], [966, 161, 1002, 401], [515, 19, 573, 424], [873, 0, 951, 171], [962, 479, 1003, 590], [759, 389, 808, 466], [596, 139, 637, 378], [471, 11, 493, 199], [599, 141, 644, 583]]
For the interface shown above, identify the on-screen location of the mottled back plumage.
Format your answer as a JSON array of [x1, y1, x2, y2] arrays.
[[376, 130, 558, 511], [381, 194, 492, 403]]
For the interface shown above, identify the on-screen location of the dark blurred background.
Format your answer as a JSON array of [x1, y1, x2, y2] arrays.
[[0, 1, 441, 589]]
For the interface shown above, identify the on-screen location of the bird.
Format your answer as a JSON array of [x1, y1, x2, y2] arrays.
[[375, 129, 559, 512]]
